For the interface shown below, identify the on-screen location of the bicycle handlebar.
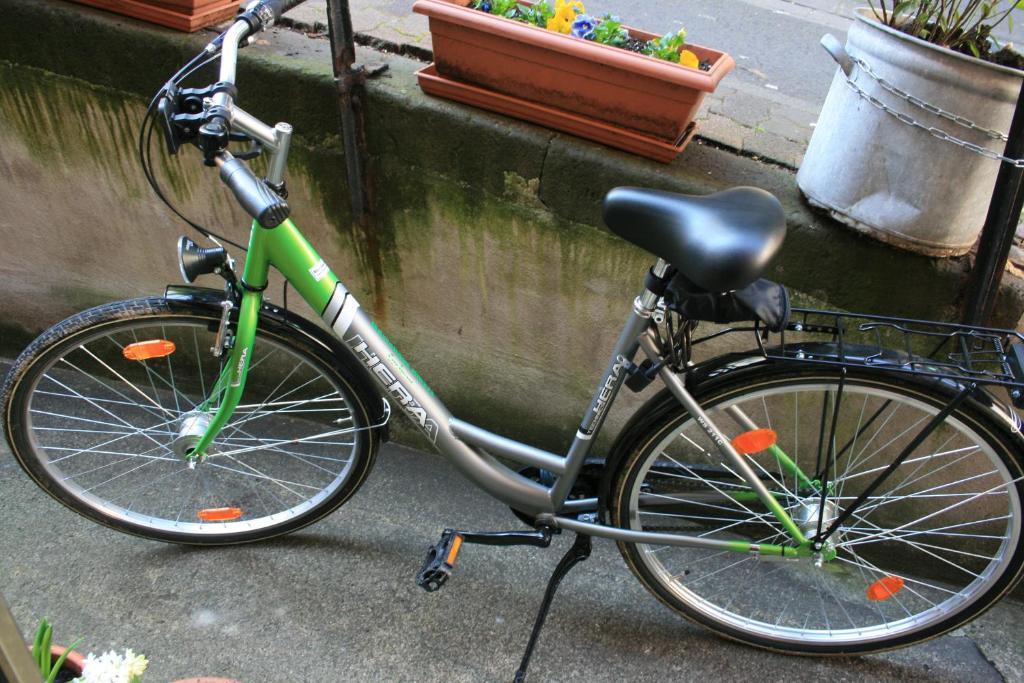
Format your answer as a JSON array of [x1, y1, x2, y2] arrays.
[[263, 0, 307, 20], [216, 152, 290, 227], [185, 1, 304, 226], [215, 0, 306, 95]]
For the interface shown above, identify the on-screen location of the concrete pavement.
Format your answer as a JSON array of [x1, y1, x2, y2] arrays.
[[4, 441, 1023, 681]]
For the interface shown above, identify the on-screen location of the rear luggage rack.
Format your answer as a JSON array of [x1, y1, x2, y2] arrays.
[[754, 309, 1024, 396]]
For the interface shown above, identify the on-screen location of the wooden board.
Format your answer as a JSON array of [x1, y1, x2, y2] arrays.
[[68, 0, 240, 32]]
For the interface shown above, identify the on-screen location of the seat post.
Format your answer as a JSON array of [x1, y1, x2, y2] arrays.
[[635, 258, 671, 316]]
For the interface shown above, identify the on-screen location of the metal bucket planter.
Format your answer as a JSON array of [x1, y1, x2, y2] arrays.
[[797, 9, 1024, 256]]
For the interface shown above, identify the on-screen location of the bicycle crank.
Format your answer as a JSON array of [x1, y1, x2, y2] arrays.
[[416, 526, 555, 592]]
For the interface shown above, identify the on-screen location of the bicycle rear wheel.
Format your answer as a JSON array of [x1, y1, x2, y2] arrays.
[[2, 296, 382, 545], [610, 362, 1024, 654]]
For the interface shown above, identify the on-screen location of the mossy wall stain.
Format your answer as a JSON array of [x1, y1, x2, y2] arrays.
[[0, 60, 696, 450]]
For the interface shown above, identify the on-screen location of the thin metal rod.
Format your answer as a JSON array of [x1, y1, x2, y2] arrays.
[[817, 368, 846, 539], [818, 383, 976, 542], [326, 0, 370, 220], [551, 516, 799, 554], [638, 330, 810, 545], [963, 80, 1024, 326]]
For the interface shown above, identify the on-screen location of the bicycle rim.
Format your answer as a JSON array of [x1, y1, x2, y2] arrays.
[[14, 315, 366, 538], [618, 373, 1023, 651]]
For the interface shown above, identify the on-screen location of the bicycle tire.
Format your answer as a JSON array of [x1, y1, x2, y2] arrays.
[[609, 361, 1024, 655], [2, 296, 383, 545]]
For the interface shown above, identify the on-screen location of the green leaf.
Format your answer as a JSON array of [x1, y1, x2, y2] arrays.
[[32, 621, 47, 668], [46, 639, 83, 683], [40, 624, 52, 675], [892, 1, 915, 17]]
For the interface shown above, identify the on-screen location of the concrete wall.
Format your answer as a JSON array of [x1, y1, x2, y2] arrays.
[[1, 0, 1021, 451]]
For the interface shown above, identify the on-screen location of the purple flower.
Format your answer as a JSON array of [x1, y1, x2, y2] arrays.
[[571, 14, 597, 39], [480, 1, 491, 12]]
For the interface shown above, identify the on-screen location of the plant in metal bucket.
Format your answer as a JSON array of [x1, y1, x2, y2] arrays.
[[867, 0, 1024, 62]]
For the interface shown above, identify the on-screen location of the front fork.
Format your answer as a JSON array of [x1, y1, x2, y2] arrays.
[[183, 217, 325, 461], [185, 287, 263, 460]]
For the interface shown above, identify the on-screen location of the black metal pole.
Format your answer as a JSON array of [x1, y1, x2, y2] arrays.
[[962, 80, 1024, 326], [325, 0, 378, 222]]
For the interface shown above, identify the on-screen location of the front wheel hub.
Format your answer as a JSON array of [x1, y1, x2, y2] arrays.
[[172, 410, 212, 460]]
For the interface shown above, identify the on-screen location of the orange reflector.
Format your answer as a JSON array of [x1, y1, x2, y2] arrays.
[[197, 507, 243, 522], [123, 339, 176, 361], [866, 576, 905, 601], [731, 429, 778, 455], [446, 534, 463, 566]]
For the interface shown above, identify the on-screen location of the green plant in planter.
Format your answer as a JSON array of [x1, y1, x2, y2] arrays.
[[469, 0, 706, 67], [31, 619, 82, 683], [473, 0, 516, 18], [642, 28, 701, 68], [515, 1, 554, 27], [867, 0, 1023, 60], [643, 28, 687, 61], [589, 13, 628, 47]]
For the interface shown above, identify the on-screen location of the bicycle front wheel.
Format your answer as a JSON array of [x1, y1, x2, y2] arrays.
[[610, 362, 1024, 654], [2, 297, 382, 545]]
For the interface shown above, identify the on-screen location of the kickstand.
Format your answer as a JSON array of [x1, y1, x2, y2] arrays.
[[513, 532, 592, 683]]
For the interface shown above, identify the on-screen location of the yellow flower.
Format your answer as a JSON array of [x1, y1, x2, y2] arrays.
[[546, 0, 584, 34], [679, 49, 699, 69], [546, 14, 570, 32]]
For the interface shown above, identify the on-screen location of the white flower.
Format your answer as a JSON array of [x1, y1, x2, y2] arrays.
[[73, 649, 148, 683]]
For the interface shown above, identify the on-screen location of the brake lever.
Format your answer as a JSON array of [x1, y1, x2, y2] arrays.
[[157, 87, 183, 156], [231, 137, 263, 161]]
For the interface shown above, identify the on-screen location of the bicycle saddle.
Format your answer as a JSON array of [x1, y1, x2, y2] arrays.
[[603, 186, 786, 292]]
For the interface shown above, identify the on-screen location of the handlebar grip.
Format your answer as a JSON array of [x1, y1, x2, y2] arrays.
[[218, 156, 290, 228]]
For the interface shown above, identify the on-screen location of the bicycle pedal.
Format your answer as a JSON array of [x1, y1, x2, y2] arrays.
[[416, 529, 463, 592]]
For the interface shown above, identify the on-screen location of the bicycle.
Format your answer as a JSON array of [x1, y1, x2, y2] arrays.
[[3, 0, 1024, 671]]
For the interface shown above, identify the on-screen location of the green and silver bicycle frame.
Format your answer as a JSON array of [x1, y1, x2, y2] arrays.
[[186, 25, 815, 559], [190, 210, 813, 560]]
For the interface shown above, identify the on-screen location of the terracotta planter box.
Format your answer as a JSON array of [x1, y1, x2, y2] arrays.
[[412, 0, 734, 158], [68, 0, 240, 32]]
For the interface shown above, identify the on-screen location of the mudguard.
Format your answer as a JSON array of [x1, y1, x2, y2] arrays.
[[596, 345, 1024, 521]]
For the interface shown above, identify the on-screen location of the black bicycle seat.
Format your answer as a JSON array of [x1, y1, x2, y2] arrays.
[[603, 186, 786, 292]]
